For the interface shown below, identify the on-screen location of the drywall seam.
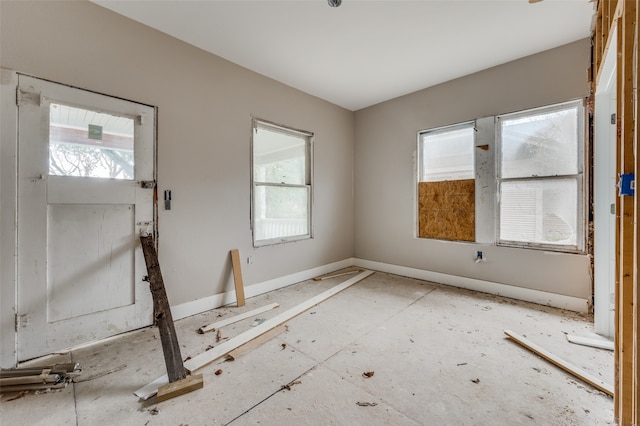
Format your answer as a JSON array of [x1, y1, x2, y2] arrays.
[[353, 258, 589, 313], [170, 258, 355, 320]]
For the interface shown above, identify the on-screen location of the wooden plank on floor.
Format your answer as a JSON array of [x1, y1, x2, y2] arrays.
[[134, 270, 375, 400], [505, 330, 614, 397], [140, 235, 187, 384], [230, 249, 246, 307], [313, 268, 363, 281], [567, 335, 614, 351], [0, 374, 61, 386], [198, 303, 280, 334], [227, 324, 287, 360], [156, 374, 204, 403]]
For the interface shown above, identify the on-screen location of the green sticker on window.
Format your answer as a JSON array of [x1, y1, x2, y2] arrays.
[[88, 124, 103, 140]]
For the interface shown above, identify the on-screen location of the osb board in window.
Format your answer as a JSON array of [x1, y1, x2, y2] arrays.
[[418, 180, 475, 242]]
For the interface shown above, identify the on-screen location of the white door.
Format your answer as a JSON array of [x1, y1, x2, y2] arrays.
[[17, 75, 155, 360]]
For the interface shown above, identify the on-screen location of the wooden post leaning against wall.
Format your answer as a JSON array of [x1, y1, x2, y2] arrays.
[[617, 1, 636, 423]]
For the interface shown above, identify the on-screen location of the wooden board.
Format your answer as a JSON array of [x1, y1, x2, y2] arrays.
[[140, 235, 187, 383], [0, 374, 60, 386], [198, 303, 280, 334], [230, 249, 246, 307], [418, 180, 475, 242], [156, 374, 203, 403], [505, 330, 614, 397], [135, 270, 375, 400], [227, 324, 287, 360], [313, 268, 363, 281], [0, 363, 78, 378], [567, 335, 614, 351]]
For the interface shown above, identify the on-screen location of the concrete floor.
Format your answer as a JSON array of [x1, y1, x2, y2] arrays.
[[1, 271, 614, 425]]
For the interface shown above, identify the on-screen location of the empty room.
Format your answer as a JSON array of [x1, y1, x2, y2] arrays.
[[1, 0, 638, 424]]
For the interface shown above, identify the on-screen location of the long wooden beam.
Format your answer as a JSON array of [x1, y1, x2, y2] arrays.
[[505, 330, 614, 397], [616, 2, 636, 422], [134, 270, 375, 400], [198, 303, 280, 334]]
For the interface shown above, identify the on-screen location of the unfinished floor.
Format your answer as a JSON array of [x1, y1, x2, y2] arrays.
[[0, 271, 614, 425]]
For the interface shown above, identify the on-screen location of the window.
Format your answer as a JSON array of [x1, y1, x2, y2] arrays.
[[251, 119, 312, 246], [417, 122, 476, 241], [49, 103, 134, 180], [497, 100, 584, 251], [419, 123, 475, 182]]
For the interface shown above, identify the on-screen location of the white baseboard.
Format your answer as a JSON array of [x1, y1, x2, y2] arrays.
[[171, 256, 590, 320], [353, 258, 589, 313], [170, 258, 355, 320]]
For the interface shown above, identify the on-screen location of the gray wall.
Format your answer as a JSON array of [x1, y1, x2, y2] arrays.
[[0, 2, 354, 311], [354, 39, 592, 299]]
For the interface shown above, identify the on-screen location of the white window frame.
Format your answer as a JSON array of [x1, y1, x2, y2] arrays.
[[496, 100, 586, 253], [416, 121, 476, 239], [251, 118, 313, 247], [417, 121, 476, 183]]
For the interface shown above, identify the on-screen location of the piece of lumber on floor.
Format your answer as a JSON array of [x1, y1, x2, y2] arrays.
[[156, 374, 204, 402], [566, 335, 614, 351], [504, 330, 614, 396], [198, 303, 280, 334], [140, 235, 187, 383], [0, 374, 60, 386], [134, 270, 375, 400], [0, 363, 79, 378], [313, 268, 363, 281], [0, 382, 68, 392], [230, 249, 246, 307], [227, 324, 287, 360]]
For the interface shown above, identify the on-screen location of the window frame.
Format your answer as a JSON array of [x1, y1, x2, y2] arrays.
[[416, 121, 476, 240], [417, 121, 476, 183], [250, 118, 313, 247], [496, 99, 586, 253]]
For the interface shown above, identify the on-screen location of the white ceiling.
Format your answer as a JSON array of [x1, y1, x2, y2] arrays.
[[92, 0, 595, 111]]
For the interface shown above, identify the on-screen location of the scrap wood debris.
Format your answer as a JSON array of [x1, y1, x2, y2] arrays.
[[224, 354, 235, 362], [0, 362, 81, 395], [356, 402, 378, 407], [362, 371, 375, 378], [214, 369, 223, 376], [280, 380, 301, 391]]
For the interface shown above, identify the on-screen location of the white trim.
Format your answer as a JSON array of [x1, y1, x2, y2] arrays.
[[170, 258, 355, 320], [353, 258, 589, 313], [1, 69, 19, 368]]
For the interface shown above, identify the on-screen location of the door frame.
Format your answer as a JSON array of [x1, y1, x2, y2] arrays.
[[0, 69, 158, 367], [593, 28, 618, 338], [1, 69, 19, 368]]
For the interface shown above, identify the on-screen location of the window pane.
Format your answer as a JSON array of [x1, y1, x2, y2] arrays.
[[420, 125, 474, 182], [254, 185, 309, 241], [500, 106, 578, 178], [254, 127, 307, 185], [500, 178, 577, 246], [49, 103, 134, 180]]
